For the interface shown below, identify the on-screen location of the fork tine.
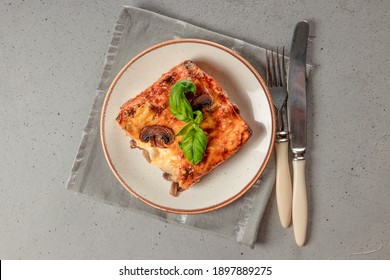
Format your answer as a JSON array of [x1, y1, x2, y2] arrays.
[[266, 47, 286, 88], [276, 47, 282, 87], [271, 48, 277, 87]]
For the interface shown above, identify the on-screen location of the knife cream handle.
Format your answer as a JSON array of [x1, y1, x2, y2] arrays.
[[275, 141, 292, 228], [292, 159, 307, 247]]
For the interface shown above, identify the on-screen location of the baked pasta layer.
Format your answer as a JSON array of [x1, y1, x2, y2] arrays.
[[116, 60, 252, 194]]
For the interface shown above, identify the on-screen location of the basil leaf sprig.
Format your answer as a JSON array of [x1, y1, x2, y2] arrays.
[[169, 80, 207, 165]]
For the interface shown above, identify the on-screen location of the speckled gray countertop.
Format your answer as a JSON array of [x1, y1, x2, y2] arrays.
[[1, 0, 389, 259]]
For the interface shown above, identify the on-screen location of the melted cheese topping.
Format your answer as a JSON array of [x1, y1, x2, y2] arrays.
[[136, 141, 178, 180]]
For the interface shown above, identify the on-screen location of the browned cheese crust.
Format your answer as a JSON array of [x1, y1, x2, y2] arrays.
[[116, 60, 252, 190]]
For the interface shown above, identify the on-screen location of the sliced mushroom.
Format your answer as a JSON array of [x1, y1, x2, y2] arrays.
[[142, 149, 151, 163], [169, 182, 179, 197], [162, 172, 172, 181], [139, 125, 174, 148], [184, 91, 195, 103], [190, 94, 212, 111], [129, 139, 151, 162], [130, 139, 137, 149]]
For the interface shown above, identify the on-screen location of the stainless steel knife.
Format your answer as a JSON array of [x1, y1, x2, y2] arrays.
[[287, 21, 309, 247]]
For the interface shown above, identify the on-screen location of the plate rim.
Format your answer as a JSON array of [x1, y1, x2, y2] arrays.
[[100, 38, 275, 214]]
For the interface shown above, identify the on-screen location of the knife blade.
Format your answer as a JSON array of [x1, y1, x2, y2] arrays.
[[287, 20, 309, 247]]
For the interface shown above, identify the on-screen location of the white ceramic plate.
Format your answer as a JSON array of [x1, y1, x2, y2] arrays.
[[101, 39, 275, 214]]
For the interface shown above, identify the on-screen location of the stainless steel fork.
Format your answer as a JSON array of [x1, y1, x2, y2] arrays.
[[266, 47, 293, 228]]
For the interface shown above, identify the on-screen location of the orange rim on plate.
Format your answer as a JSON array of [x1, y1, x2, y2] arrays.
[[100, 38, 275, 214]]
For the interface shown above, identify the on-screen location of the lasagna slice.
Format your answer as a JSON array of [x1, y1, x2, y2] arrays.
[[116, 60, 252, 196]]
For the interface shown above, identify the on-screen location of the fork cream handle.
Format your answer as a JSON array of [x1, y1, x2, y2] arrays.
[[292, 159, 307, 247], [275, 141, 292, 228]]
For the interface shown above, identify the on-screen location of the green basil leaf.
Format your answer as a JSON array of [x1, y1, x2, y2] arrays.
[[177, 80, 196, 94], [175, 121, 195, 136], [193, 110, 203, 125], [169, 80, 196, 122], [180, 126, 207, 165], [169, 80, 207, 165]]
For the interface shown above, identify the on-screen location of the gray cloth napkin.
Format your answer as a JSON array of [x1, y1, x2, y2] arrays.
[[66, 6, 277, 248]]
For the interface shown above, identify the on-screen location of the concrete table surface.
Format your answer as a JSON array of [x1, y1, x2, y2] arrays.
[[1, 0, 389, 259]]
